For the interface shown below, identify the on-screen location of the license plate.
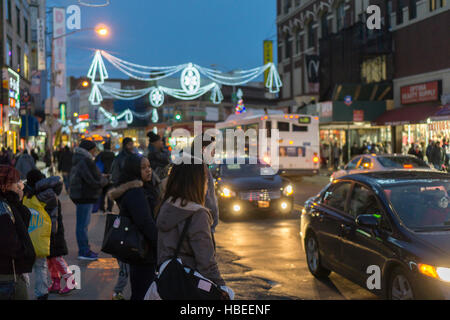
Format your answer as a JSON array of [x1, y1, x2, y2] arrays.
[[258, 201, 270, 208]]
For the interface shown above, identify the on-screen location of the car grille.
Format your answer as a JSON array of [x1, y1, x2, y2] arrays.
[[239, 189, 281, 201]]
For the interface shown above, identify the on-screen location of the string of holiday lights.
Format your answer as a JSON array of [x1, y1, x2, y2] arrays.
[[87, 50, 282, 106]]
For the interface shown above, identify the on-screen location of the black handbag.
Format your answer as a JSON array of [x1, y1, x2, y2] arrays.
[[155, 216, 226, 300], [101, 212, 151, 265]]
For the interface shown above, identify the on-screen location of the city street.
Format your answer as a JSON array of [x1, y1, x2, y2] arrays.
[[27, 173, 376, 300]]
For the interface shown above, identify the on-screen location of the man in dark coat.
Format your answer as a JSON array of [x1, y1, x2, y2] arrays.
[[95, 142, 116, 213], [69, 140, 107, 261], [111, 137, 135, 187], [431, 141, 445, 170], [147, 132, 170, 180], [58, 146, 73, 193]]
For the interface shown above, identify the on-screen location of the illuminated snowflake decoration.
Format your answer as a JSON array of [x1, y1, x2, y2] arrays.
[[149, 87, 164, 107], [181, 63, 201, 95]]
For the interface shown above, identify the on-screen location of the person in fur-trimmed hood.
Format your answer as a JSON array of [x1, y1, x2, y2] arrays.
[[107, 154, 158, 300]]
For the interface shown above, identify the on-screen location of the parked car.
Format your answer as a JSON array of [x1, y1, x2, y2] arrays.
[[300, 170, 450, 300], [211, 157, 294, 221], [331, 154, 434, 182]]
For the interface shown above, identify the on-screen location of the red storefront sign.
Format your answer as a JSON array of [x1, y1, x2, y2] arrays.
[[401, 81, 439, 104], [353, 110, 364, 122]]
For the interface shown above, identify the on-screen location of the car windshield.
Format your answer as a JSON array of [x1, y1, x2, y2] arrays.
[[377, 156, 430, 169], [384, 181, 450, 231], [221, 162, 273, 177]]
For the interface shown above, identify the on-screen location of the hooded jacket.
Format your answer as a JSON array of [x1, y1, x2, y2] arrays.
[[15, 153, 36, 180], [26, 177, 68, 257], [111, 149, 133, 186], [108, 180, 158, 265], [69, 147, 104, 204], [0, 191, 36, 275], [156, 197, 225, 286]]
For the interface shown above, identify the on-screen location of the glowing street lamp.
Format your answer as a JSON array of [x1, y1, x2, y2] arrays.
[[82, 81, 89, 88], [95, 25, 109, 37]]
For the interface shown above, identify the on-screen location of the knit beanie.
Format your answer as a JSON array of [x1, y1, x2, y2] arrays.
[[79, 140, 97, 151], [147, 132, 161, 143]]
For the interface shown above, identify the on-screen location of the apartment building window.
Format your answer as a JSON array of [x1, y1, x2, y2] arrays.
[[24, 54, 29, 79], [430, 0, 446, 10], [336, 2, 345, 31], [387, 0, 393, 27], [24, 17, 29, 43], [16, 46, 21, 73], [295, 0, 301, 7], [6, 0, 12, 23], [284, 34, 292, 59], [307, 22, 315, 48], [295, 33, 302, 55], [397, 0, 404, 24], [409, 0, 417, 19], [16, 6, 20, 35], [6, 37, 12, 67], [361, 56, 387, 83], [284, 0, 291, 14], [321, 12, 329, 38]]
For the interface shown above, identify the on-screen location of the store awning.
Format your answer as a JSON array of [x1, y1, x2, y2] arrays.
[[374, 104, 441, 126]]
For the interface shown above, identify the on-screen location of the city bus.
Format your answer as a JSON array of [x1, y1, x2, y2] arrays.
[[216, 113, 320, 177]]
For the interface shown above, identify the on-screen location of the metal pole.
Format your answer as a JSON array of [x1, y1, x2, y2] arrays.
[[49, 37, 54, 174]]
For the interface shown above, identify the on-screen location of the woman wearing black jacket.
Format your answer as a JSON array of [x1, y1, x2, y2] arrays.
[[0, 165, 36, 300], [107, 154, 158, 300]]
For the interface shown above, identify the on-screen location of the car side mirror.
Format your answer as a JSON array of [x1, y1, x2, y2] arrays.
[[356, 214, 379, 229]]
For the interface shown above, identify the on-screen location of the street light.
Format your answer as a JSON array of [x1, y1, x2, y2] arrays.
[[48, 25, 109, 174]]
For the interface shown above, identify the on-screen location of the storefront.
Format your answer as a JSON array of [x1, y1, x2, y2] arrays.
[[318, 101, 389, 165]]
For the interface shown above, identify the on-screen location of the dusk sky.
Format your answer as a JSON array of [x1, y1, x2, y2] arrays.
[[47, 0, 278, 80]]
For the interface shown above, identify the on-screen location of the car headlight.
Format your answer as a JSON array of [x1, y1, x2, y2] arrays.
[[220, 187, 236, 198], [418, 264, 450, 282], [283, 185, 294, 196], [437, 267, 450, 282]]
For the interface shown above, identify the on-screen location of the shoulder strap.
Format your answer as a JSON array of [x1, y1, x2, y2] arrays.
[[173, 215, 193, 259]]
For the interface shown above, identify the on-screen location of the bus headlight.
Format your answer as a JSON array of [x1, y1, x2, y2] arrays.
[[283, 185, 294, 196], [221, 187, 236, 198]]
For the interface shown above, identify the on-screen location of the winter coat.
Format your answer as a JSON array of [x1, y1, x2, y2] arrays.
[[148, 145, 170, 177], [96, 151, 115, 174], [69, 147, 106, 204], [58, 150, 73, 173], [15, 154, 36, 180], [0, 191, 36, 275], [156, 197, 225, 286], [32, 177, 67, 257], [108, 180, 158, 265], [111, 149, 133, 186], [431, 146, 445, 167]]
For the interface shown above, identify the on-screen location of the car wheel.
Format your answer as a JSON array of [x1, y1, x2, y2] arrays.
[[388, 267, 416, 300], [305, 233, 331, 279]]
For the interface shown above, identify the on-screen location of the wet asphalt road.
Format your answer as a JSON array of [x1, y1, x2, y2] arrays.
[[27, 174, 377, 300]]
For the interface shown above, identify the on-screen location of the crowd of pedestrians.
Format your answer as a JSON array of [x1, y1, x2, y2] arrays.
[[0, 131, 231, 301]]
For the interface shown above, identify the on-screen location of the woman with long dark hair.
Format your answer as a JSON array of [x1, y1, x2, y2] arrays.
[[153, 162, 233, 299], [107, 154, 158, 300]]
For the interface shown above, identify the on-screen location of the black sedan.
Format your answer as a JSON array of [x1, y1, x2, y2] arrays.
[[300, 170, 450, 300], [211, 158, 294, 220]]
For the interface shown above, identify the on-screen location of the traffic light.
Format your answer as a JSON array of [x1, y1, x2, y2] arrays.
[[175, 113, 182, 121]]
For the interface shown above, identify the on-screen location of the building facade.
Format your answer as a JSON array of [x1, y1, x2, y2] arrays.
[[375, 0, 450, 153], [1, 0, 35, 153]]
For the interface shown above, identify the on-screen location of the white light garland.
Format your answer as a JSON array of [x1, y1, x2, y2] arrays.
[[87, 50, 282, 106], [98, 106, 133, 128]]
